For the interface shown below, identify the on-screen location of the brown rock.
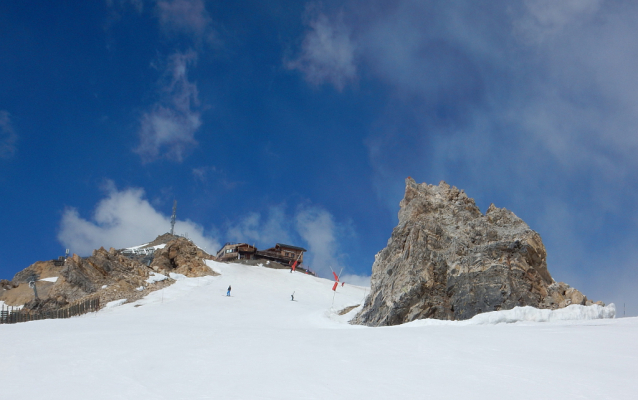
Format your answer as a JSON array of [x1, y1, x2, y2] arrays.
[[150, 237, 217, 277], [566, 287, 586, 305], [2, 235, 219, 312], [352, 178, 603, 326]]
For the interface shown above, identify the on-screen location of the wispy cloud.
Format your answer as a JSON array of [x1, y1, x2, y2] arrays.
[[191, 166, 239, 191], [135, 51, 202, 163], [513, 0, 603, 43], [294, 206, 367, 283], [339, 273, 370, 288], [0, 110, 17, 159], [107, 1, 216, 163], [328, 0, 638, 209], [155, 0, 216, 44], [287, 9, 357, 91], [192, 165, 217, 183], [58, 181, 220, 255], [295, 206, 342, 274], [105, 0, 217, 45], [227, 205, 293, 249]]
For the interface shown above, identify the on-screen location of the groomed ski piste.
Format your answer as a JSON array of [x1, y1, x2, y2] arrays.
[[1, 260, 636, 400]]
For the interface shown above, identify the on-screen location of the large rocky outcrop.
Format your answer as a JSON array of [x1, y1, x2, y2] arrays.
[[352, 178, 601, 326], [0, 235, 216, 311], [150, 237, 215, 277]]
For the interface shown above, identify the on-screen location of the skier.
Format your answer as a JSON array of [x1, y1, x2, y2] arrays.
[[291, 292, 295, 301], [227, 285, 231, 296]]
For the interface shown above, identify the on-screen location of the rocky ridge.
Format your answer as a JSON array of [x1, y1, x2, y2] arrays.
[[0, 234, 217, 311], [352, 178, 602, 326]]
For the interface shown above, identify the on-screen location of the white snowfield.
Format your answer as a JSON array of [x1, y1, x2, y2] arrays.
[[0, 301, 23, 310], [1, 260, 636, 400]]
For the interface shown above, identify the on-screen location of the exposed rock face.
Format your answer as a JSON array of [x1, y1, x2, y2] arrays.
[[352, 178, 599, 326], [146, 233, 183, 247], [0, 279, 16, 290], [150, 237, 215, 277], [50, 247, 152, 303], [12, 261, 60, 284], [3, 261, 65, 307], [0, 235, 217, 311]]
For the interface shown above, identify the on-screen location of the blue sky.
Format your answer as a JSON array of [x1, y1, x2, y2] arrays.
[[2, 1, 637, 314]]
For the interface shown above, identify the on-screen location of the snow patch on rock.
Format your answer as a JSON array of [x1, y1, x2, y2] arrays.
[[169, 273, 187, 281], [145, 272, 167, 284], [105, 299, 127, 308]]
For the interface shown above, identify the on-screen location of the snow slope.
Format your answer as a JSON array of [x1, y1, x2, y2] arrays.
[[0, 260, 636, 400]]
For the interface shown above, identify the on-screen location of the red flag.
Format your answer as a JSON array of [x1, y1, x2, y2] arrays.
[[332, 271, 339, 282], [291, 260, 298, 272], [332, 282, 338, 291]]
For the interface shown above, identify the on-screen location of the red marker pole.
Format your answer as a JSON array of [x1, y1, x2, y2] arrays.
[[332, 271, 339, 291]]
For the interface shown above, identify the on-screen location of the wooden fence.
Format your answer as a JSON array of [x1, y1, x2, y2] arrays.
[[0, 296, 100, 324]]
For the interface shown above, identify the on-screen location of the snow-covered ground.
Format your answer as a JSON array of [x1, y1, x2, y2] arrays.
[[0, 300, 23, 310], [1, 260, 636, 399]]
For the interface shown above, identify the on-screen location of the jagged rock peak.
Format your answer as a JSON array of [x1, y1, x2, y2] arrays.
[[351, 178, 600, 326]]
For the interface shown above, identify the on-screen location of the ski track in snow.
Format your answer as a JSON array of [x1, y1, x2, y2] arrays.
[[1, 260, 636, 400]]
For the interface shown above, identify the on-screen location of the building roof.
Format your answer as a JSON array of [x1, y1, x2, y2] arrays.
[[216, 242, 254, 254], [276, 243, 307, 252]]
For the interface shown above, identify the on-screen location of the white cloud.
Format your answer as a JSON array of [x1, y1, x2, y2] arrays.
[[287, 11, 357, 91], [340, 273, 370, 288], [227, 205, 293, 248], [155, 0, 215, 43], [0, 110, 17, 159], [135, 51, 202, 162], [295, 207, 369, 282], [295, 206, 342, 275], [58, 183, 219, 256]]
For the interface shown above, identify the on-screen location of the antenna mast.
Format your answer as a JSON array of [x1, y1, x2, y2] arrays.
[[170, 200, 177, 235]]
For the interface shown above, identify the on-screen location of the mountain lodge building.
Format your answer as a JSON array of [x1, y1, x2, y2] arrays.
[[215, 243, 306, 265], [255, 243, 306, 264], [216, 243, 257, 261]]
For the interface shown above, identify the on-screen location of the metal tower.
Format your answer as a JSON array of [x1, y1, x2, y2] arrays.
[[28, 273, 39, 300], [170, 200, 177, 235]]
